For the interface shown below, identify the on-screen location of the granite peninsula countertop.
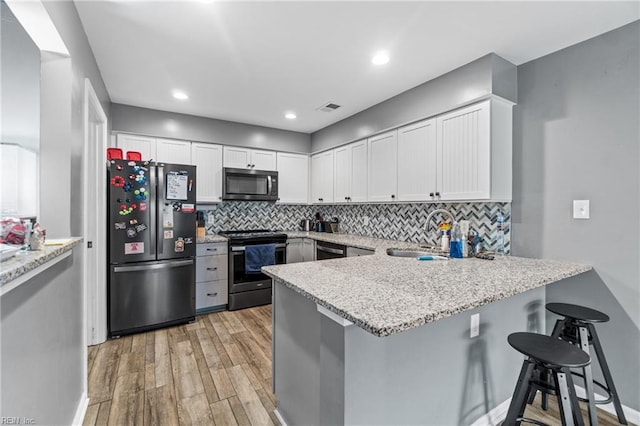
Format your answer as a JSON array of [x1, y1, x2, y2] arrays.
[[1, 237, 83, 287], [196, 235, 228, 244], [263, 233, 592, 337]]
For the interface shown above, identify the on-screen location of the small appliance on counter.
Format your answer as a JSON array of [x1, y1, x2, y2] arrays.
[[300, 219, 311, 231]]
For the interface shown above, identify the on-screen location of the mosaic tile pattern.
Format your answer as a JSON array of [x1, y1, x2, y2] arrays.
[[201, 201, 510, 253]]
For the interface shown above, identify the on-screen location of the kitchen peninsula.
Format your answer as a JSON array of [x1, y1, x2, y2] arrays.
[[263, 235, 591, 425]]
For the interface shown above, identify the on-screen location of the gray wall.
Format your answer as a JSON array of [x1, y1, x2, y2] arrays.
[[41, 1, 112, 238], [111, 103, 311, 154], [310, 53, 517, 153], [0, 1, 40, 151], [1, 249, 83, 425], [512, 21, 639, 410]]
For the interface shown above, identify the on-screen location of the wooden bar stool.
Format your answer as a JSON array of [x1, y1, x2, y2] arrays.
[[537, 303, 627, 425], [505, 332, 590, 426]]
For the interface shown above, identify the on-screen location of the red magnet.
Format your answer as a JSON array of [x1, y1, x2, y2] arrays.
[[132, 204, 137, 209], [111, 176, 125, 187], [120, 204, 127, 210]]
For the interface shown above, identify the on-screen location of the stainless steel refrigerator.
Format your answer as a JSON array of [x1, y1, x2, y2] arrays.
[[107, 159, 196, 337]]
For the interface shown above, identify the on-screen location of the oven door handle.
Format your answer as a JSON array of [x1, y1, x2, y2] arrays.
[[231, 243, 287, 252], [317, 245, 344, 256]]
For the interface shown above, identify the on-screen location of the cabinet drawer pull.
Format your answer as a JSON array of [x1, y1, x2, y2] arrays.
[[206, 248, 218, 251], [207, 267, 218, 271], [257, 283, 264, 287], [206, 292, 218, 297]]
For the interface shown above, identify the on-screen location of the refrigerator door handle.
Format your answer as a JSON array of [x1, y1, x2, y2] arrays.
[[157, 164, 164, 255], [149, 164, 157, 256], [113, 259, 193, 273]]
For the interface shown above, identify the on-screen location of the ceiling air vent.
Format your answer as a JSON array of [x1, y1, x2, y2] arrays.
[[316, 102, 341, 113]]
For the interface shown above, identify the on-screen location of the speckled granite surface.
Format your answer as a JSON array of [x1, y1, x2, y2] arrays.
[[197, 235, 228, 244], [0, 237, 83, 286], [263, 234, 591, 337]]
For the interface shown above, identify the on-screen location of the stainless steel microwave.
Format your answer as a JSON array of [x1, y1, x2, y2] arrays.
[[222, 168, 279, 201]]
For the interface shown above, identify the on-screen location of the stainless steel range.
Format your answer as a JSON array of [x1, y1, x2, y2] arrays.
[[218, 230, 287, 311]]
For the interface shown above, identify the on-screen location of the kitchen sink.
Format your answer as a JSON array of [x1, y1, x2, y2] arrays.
[[386, 248, 447, 258]]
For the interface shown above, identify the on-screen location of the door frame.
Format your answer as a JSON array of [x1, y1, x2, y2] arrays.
[[83, 78, 108, 350]]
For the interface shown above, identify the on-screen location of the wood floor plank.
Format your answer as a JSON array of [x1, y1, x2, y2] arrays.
[[204, 316, 234, 369], [177, 393, 214, 426], [117, 351, 145, 377], [196, 327, 225, 370], [155, 329, 173, 388], [82, 403, 99, 426], [210, 399, 239, 426], [119, 335, 134, 353], [256, 388, 280, 426], [226, 364, 274, 426], [210, 367, 236, 400], [144, 384, 179, 426], [221, 310, 247, 334], [107, 372, 144, 426], [144, 363, 155, 390], [145, 331, 156, 365], [131, 333, 146, 353], [95, 401, 111, 426], [240, 362, 265, 391], [188, 329, 220, 404], [233, 331, 271, 379], [227, 395, 251, 426], [87, 345, 100, 376], [88, 343, 121, 404]]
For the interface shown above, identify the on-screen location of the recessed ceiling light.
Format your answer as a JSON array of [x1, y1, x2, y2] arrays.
[[285, 112, 297, 120], [371, 51, 390, 65], [172, 91, 189, 100]]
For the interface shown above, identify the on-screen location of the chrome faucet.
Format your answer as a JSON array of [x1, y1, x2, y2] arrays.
[[423, 209, 456, 247]]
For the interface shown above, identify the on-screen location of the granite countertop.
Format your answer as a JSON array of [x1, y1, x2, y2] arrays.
[[0, 237, 83, 287], [263, 233, 591, 337], [197, 235, 228, 244]]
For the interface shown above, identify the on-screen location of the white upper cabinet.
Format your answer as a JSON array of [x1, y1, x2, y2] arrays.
[[334, 140, 367, 203], [436, 99, 493, 200], [367, 130, 398, 202], [397, 118, 437, 201], [191, 143, 223, 203], [156, 138, 192, 164], [277, 152, 309, 204], [223, 146, 277, 170], [311, 150, 334, 203], [116, 133, 156, 161]]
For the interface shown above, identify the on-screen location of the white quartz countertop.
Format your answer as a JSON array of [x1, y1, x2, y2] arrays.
[[0, 237, 83, 287], [263, 233, 591, 337]]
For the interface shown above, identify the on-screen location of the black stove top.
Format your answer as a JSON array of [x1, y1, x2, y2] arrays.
[[218, 229, 287, 245]]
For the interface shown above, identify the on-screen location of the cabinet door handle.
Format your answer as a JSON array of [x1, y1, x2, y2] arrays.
[[435, 192, 440, 197], [391, 194, 395, 199], [429, 192, 434, 197], [206, 292, 218, 297], [344, 196, 348, 200], [318, 198, 323, 202], [247, 164, 251, 168], [207, 267, 218, 271]]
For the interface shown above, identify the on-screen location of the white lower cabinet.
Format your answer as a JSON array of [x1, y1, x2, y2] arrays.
[[286, 238, 304, 263], [302, 239, 316, 262], [195, 242, 228, 312]]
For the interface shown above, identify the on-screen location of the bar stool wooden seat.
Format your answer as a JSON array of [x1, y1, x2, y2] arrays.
[[535, 303, 628, 425], [505, 332, 590, 426]]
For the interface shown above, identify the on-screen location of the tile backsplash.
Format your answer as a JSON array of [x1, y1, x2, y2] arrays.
[[200, 201, 510, 253]]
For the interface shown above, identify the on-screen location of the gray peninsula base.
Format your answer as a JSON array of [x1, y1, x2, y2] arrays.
[[272, 279, 546, 425]]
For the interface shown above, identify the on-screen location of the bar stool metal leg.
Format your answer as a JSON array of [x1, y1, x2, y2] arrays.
[[536, 319, 567, 411], [505, 359, 536, 426], [577, 326, 598, 426], [555, 369, 577, 426], [587, 323, 628, 424], [565, 367, 586, 426]]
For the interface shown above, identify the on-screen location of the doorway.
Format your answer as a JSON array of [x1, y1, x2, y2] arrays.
[[84, 78, 108, 346]]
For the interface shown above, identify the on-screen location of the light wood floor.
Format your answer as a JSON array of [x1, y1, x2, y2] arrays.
[[84, 305, 627, 426]]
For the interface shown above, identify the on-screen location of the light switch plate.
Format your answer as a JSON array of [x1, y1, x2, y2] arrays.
[[573, 200, 590, 219], [470, 314, 480, 338]]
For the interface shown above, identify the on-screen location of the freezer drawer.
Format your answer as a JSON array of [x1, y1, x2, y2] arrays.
[[196, 280, 228, 311], [196, 242, 228, 257], [109, 259, 195, 336], [196, 255, 228, 282]]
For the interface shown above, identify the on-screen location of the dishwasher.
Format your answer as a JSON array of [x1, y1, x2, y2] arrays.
[[316, 241, 347, 260]]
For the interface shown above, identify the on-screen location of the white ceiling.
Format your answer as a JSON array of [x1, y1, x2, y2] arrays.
[[74, 1, 639, 134]]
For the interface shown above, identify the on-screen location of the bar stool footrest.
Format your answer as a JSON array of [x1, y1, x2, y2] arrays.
[[569, 370, 614, 404], [517, 417, 551, 426]]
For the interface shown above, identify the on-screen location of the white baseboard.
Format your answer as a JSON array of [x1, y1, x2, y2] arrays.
[[470, 388, 639, 426], [273, 408, 288, 426], [470, 398, 512, 426], [72, 393, 89, 426]]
